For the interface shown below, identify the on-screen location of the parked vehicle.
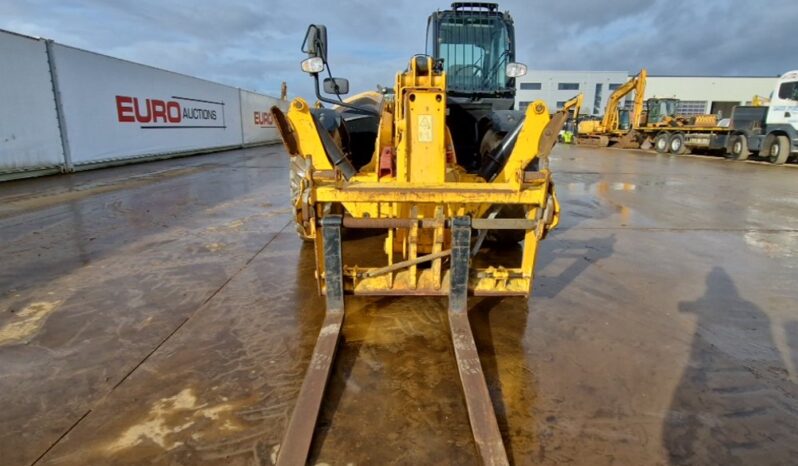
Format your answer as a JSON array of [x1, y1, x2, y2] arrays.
[[725, 70, 798, 164], [577, 69, 646, 148], [635, 71, 798, 164]]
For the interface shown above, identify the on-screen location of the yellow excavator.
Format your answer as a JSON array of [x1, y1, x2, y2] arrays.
[[577, 68, 647, 147], [563, 92, 583, 119], [271, 3, 568, 464], [752, 94, 770, 107], [559, 93, 583, 143]]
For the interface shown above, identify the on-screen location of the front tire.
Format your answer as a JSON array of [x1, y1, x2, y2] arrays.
[[767, 135, 790, 165], [729, 135, 750, 160], [487, 205, 526, 246]]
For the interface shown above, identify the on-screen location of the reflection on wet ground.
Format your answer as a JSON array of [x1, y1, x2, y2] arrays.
[[0, 144, 796, 465]]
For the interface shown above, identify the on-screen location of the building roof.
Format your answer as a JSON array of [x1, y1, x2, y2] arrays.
[[646, 74, 778, 79], [522, 69, 779, 79], [524, 70, 627, 74]]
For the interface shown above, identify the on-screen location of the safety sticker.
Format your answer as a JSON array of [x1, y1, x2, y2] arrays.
[[418, 115, 433, 142]]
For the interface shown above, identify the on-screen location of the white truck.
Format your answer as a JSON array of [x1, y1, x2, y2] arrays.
[[727, 70, 798, 164]]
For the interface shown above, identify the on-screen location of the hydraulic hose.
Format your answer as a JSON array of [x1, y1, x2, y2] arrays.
[[311, 112, 357, 180]]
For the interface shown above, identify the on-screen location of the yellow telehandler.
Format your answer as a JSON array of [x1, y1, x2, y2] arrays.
[[271, 3, 568, 464]]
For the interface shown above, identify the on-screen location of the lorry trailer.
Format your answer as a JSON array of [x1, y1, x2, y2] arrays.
[[639, 70, 798, 163]]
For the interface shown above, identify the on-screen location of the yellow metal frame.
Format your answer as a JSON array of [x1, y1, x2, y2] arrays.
[[276, 56, 561, 297]]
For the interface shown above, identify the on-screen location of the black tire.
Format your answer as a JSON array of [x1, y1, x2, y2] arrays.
[[669, 133, 689, 155], [729, 135, 750, 160], [654, 133, 670, 153], [486, 205, 526, 246], [767, 135, 790, 165]]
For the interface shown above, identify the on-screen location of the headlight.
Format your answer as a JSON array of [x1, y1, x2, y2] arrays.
[[506, 62, 528, 78], [301, 57, 325, 74]]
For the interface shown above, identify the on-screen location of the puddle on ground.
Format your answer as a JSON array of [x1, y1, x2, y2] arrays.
[[559, 180, 640, 225], [0, 300, 61, 345], [105, 388, 242, 453], [563, 181, 638, 194], [205, 242, 225, 253], [744, 231, 798, 259]]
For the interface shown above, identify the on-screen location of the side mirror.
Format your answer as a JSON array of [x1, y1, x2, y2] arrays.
[[506, 62, 528, 78], [323, 77, 349, 95], [302, 24, 328, 60]]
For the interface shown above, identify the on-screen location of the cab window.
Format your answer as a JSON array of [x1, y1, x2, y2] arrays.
[[436, 15, 510, 93], [778, 81, 798, 101]]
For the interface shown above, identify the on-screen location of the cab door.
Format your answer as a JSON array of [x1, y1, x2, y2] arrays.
[[767, 72, 798, 131]]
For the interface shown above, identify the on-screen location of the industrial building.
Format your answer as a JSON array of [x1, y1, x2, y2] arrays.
[[516, 70, 779, 117], [516, 70, 629, 116]]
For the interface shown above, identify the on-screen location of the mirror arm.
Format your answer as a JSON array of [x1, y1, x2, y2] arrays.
[[312, 73, 380, 116]]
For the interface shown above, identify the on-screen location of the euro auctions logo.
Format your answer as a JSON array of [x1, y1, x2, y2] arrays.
[[254, 111, 274, 127], [116, 95, 226, 129]]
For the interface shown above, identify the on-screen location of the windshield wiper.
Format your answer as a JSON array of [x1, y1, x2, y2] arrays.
[[481, 49, 510, 88]]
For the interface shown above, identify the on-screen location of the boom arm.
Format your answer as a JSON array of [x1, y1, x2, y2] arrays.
[[601, 68, 647, 131], [562, 93, 583, 119]]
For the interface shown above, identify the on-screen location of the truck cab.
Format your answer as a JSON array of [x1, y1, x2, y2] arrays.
[[728, 70, 798, 164], [766, 70, 798, 145]]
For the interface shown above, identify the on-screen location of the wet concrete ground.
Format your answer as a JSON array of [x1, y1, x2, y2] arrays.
[[1, 144, 797, 465]]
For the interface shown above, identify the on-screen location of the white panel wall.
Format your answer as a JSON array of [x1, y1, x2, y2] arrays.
[[239, 89, 288, 145], [51, 44, 244, 165], [645, 76, 779, 110], [516, 70, 629, 115], [517, 71, 781, 116], [645, 76, 778, 102], [0, 31, 64, 173]]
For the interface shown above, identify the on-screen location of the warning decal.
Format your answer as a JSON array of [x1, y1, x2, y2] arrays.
[[418, 115, 433, 142]]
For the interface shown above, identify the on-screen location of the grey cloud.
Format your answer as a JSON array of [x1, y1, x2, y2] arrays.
[[512, 0, 795, 76], [1, 0, 794, 100]]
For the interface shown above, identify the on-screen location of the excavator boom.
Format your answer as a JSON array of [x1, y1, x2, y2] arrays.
[[577, 68, 647, 147], [562, 92, 583, 119], [601, 68, 647, 132]]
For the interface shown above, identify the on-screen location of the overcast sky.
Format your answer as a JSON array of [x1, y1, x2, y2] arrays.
[[1, 0, 794, 99]]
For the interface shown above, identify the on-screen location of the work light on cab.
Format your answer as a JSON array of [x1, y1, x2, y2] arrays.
[[301, 57, 324, 74], [506, 62, 528, 78]]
